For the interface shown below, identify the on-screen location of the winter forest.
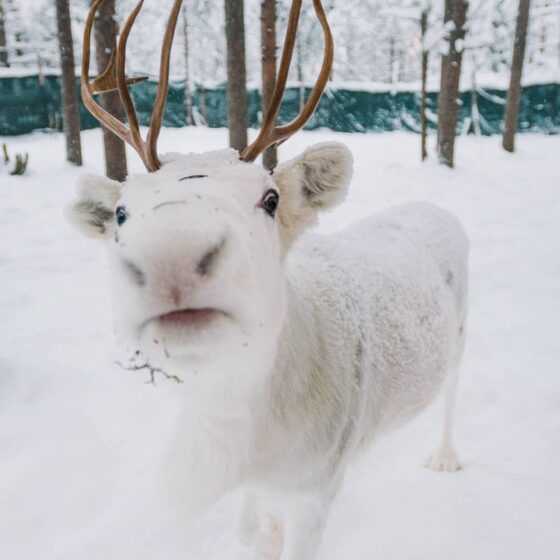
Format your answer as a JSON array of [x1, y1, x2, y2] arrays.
[[3, 0, 560, 85], [1, 0, 559, 169], [1, 1, 559, 560]]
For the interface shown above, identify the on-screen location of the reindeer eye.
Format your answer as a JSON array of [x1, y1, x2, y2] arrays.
[[260, 190, 279, 218], [116, 206, 128, 226]]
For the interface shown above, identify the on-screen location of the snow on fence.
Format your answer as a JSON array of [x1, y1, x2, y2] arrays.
[[0, 74, 559, 136]]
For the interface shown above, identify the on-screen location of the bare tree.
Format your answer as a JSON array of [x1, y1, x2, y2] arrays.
[[420, 6, 430, 161], [469, 61, 481, 136], [199, 86, 209, 125], [382, 1, 434, 162], [502, 0, 531, 153], [296, 38, 305, 112], [93, 0, 128, 181], [261, 0, 277, 170], [182, 3, 194, 126], [55, 0, 82, 166], [224, 0, 248, 152], [0, 0, 7, 67], [437, 0, 469, 168]]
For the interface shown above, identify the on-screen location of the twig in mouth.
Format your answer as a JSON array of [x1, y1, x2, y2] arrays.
[[115, 360, 184, 386]]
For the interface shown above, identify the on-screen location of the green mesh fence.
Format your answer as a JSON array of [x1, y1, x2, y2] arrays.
[[0, 74, 559, 136]]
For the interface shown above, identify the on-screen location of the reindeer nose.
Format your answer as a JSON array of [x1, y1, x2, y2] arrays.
[[196, 238, 226, 277]]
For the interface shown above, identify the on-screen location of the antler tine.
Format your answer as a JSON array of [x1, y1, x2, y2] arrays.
[[90, 48, 148, 94], [82, 0, 182, 173], [241, 0, 333, 163], [147, 0, 183, 171], [241, 0, 302, 162], [116, 0, 146, 155], [274, 0, 333, 141]]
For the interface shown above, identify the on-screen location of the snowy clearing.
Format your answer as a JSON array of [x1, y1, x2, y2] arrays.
[[1, 128, 559, 560]]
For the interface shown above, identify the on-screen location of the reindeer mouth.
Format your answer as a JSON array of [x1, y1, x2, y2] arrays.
[[136, 305, 243, 360], [157, 308, 224, 328], [138, 307, 232, 342]]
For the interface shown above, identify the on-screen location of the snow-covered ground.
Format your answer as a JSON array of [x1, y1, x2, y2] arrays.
[[1, 128, 559, 560]]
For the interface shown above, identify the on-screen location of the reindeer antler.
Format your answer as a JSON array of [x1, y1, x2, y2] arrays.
[[241, 0, 333, 163], [82, 0, 182, 172]]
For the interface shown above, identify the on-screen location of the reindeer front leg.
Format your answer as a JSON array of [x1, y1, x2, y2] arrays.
[[238, 489, 284, 559], [238, 487, 334, 560], [279, 490, 335, 560], [238, 489, 259, 546]]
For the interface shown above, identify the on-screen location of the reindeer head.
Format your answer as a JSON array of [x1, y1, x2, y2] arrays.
[[66, 0, 352, 382]]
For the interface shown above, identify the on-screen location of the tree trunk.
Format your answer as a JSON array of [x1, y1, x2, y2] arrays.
[[470, 65, 481, 135], [437, 0, 468, 168], [420, 9, 429, 162], [261, 0, 277, 170], [14, 31, 24, 58], [199, 86, 208, 125], [93, 0, 128, 181], [389, 34, 396, 86], [224, 0, 248, 153], [297, 39, 305, 111], [0, 0, 9, 67], [502, 0, 531, 153], [55, 0, 83, 166], [182, 4, 194, 126]]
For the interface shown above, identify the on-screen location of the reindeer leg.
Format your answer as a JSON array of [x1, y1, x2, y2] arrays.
[[279, 472, 345, 560], [238, 489, 284, 559], [279, 491, 333, 560], [425, 365, 462, 472], [238, 489, 259, 547]]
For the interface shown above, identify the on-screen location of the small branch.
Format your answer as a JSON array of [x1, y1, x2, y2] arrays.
[[115, 360, 184, 386], [10, 152, 29, 175]]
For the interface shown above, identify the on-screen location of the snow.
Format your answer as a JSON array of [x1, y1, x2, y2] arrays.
[[1, 127, 559, 559]]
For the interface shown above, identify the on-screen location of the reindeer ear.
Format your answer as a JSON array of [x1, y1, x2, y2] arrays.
[[273, 142, 353, 247], [65, 174, 121, 238]]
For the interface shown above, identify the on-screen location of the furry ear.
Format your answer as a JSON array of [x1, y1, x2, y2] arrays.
[[273, 142, 353, 248], [64, 174, 121, 238]]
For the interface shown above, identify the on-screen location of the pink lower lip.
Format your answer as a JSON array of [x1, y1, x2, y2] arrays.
[[158, 308, 220, 327]]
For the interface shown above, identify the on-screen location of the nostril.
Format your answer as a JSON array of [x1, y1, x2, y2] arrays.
[[197, 238, 226, 276], [122, 259, 146, 286]]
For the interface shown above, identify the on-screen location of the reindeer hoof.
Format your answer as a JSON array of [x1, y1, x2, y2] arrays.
[[425, 450, 462, 472], [254, 515, 283, 559]]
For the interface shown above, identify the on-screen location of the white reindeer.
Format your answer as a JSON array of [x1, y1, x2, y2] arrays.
[[66, 1, 469, 558]]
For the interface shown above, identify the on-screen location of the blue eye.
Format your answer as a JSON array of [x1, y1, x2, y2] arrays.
[[116, 206, 127, 226]]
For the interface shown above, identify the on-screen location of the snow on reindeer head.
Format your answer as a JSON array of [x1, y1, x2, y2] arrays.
[[66, 0, 352, 382]]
